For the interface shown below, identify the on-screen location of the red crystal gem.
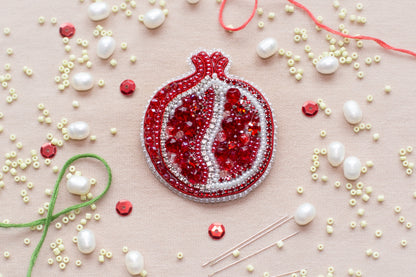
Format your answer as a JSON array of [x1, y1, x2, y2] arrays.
[[302, 101, 319, 117], [115, 200, 133, 216], [208, 223, 225, 240], [59, 23, 76, 38], [226, 88, 241, 104], [40, 143, 57, 159], [120, 79, 136, 95]]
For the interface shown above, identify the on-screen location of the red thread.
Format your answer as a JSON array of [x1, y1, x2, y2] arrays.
[[288, 0, 416, 58], [219, 0, 258, 32]]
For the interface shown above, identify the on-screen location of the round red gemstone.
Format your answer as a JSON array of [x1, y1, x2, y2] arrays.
[[59, 23, 76, 38], [208, 223, 225, 240], [40, 143, 57, 159], [115, 200, 133, 216], [120, 79, 136, 95], [302, 101, 319, 117]]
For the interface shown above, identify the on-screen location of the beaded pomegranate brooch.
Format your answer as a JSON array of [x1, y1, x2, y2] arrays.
[[142, 50, 276, 203]]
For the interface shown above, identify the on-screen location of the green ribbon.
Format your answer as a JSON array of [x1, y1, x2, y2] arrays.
[[0, 153, 112, 276]]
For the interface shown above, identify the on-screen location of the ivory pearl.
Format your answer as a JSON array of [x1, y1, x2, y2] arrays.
[[67, 175, 91, 195], [77, 229, 96, 254], [327, 141, 345, 167], [71, 72, 93, 91], [316, 56, 339, 74], [343, 156, 361, 180], [256, 38, 278, 59], [143, 9, 165, 29], [68, 121, 90, 140], [343, 100, 362, 124], [125, 250, 144, 275], [97, 36, 116, 59], [294, 203, 316, 226], [88, 2, 111, 21]]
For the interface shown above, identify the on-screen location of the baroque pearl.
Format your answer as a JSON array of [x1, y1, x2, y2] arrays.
[[88, 2, 111, 21], [125, 250, 144, 275], [71, 72, 93, 91], [68, 121, 90, 140], [327, 141, 345, 167], [294, 203, 316, 226], [77, 229, 96, 254], [143, 9, 165, 29], [316, 56, 339, 74], [256, 38, 278, 59], [343, 156, 361, 180], [67, 175, 91, 195], [343, 100, 362, 124], [97, 36, 116, 59]]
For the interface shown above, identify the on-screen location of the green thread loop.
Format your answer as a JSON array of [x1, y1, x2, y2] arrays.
[[0, 153, 112, 277]]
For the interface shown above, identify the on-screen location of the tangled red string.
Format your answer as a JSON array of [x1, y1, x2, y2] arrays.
[[218, 0, 416, 58]]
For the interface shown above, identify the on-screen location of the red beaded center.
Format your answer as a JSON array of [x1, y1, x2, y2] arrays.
[[59, 23, 76, 38]]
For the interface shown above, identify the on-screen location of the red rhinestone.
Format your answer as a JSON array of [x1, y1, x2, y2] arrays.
[[40, 143, 57, 159], [59, 23, 76, 38], [302, 101, 319, 117], [226, 88, 241, 104], [115, 200, 133, 216], [120, 79, 136, 95], [208, 223, 225, 240]]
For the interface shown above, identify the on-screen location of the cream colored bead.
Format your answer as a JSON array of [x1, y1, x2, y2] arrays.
[[320, 130, 327, 138], [406, 222, 412, 229], [377, 195, 384, 202], [110, 128, 117, 135], [350, 221, 357, 229], [232, 249, 240, 257], [384, 85, 392, 93], [374, 55, 381, 63], [98, 255, 105, 263], [372, 251, 379, 259], [373, 133, 380, 141], [326, 225, 334, 234], [246, 264, 254, 272], [110, 59, 117, 67], [334, 181, 341, 188], [48, 258, 54, 265], [375, 230, 383, 238], [317, 244, 324, 251], [349, 199, 357, 207], [360, 220, 367, 228], [176, 252, 184, 260], [94, 213, 101, 221], [122, 246, 129, 253], [401, 240, 407, 247], [297, 186, 304, 194]]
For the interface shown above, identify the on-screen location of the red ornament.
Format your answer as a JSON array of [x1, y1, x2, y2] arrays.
[[59, 23, 76, 38], [302, 101, 319, 117], [40, 143, 57, 159], [208, 223, 225, 240], [115, 200, 133, 216], [120, 79, 136, 95], [142, 50, 276, 202]]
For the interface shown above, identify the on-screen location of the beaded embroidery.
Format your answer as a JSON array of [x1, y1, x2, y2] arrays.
[[142, 50, 276, 202]]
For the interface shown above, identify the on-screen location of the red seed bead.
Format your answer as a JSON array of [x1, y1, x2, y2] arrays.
[[302, 100, 319, 117], [120, 79, 136, 96], [59, 23, 76, 38], [208, 223, 225, 240], [40, 143, 57, 159], [115, 200, 133, 216]]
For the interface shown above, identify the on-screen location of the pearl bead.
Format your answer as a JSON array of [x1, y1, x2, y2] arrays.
[[294, 203, 316, 226], [327, 141, 345, 167], [77, 229, 96, 254], [316, 56, 339, 74], [256, 38, 278, 59], [343, 100, 362, 124], [125, 250, 144, 275], [97, 36, 116, 59], [88, 2, 111, 21], [66, 175, 91, 195], [68, 121, 90, 140], [71, 72, 93, 91], [143, 9, 165, 29], [343, 156, 361, 180]]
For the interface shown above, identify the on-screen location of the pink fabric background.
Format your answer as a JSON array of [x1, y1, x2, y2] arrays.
[[0, 0, 415, 276]]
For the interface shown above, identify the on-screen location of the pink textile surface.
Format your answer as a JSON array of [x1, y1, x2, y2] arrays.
[[0, 0, 415, 276]]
